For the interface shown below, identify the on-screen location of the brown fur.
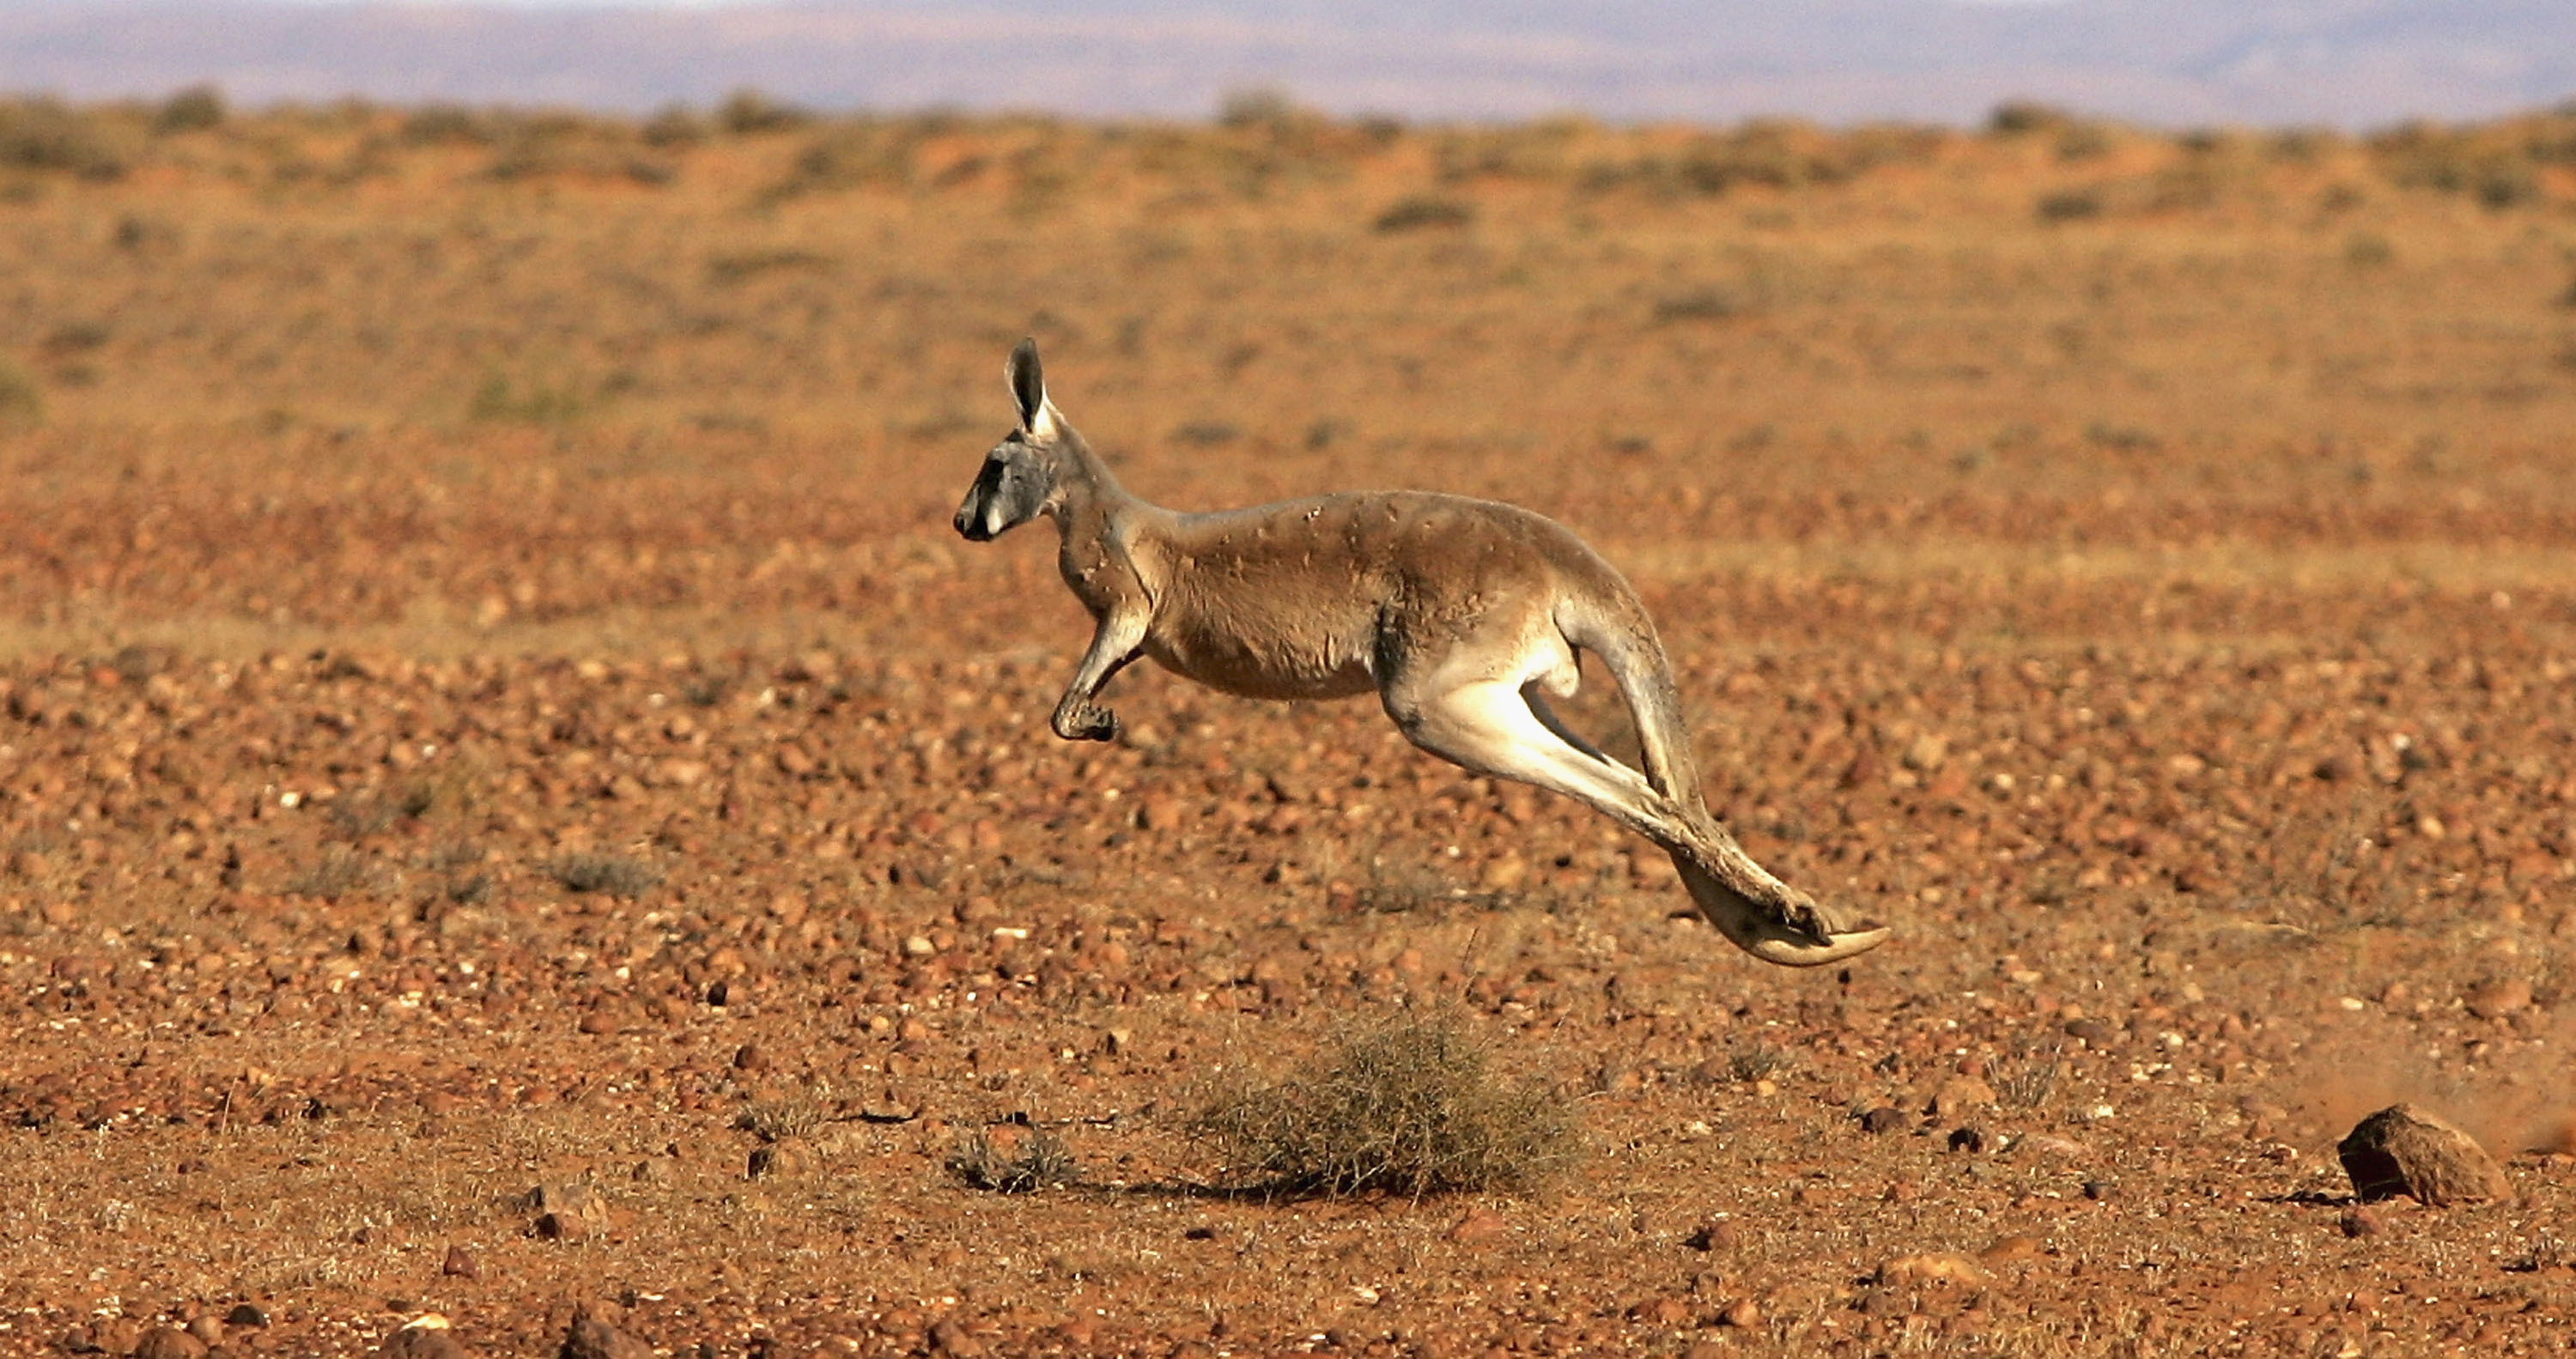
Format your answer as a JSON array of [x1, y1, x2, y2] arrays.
[[956, 341, 1888, 968]]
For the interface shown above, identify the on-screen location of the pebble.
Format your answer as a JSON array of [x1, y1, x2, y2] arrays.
[[382, 1316, 469, 1359], [1859, 1106, 1907, 1135], [134, 1329, 207, 1359], [560, 1304, 652, 1359], [1929, 1077, 1997, 1119], [748, 1138, 815, 1179], [443, 1245, 482, 1279], [1876, 1253, 1990, 1288], [2464, 978, 2532, 1021], [1979, 1235, 2046, 1265], [928, 1318, 983, 1356], [1683, 1219, 1740, 1252]]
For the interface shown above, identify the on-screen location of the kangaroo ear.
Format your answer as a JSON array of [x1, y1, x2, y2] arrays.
[[1005, 338, 1053, 436]]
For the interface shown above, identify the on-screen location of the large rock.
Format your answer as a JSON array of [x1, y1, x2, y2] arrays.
[[2336, 1104, 2514, 1206]]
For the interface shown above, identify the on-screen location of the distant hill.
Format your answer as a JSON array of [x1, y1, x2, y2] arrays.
[[3, 0, 2572, 127]]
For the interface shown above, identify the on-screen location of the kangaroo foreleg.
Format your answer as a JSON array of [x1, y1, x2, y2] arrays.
[[1051, 610, 1147, 742]]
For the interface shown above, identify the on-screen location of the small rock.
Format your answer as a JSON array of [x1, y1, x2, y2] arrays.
[[222, 1305, 269, 1329], [1876, 1253, 1990, 1288], [1136, 792, 1184, 831], [2014, 1133, 2092, 1159], [1858, 1106, 1907, 1135], [559, 1304, 651, 1359], [442, 1245, 481, 1279], [748, 1139, 814, 1180], [2081, 1180, 2113, 1202], [530, 1179, 609, 1229], [1682, 1219, 1739, 1252], [1978, 1235, 2045, 1265], [1478, 854, 1528, 891], [1929, 1077, 1996, 1119], [1637, 1296, 1692, 1326], [184, 1317, 223, 1347], [732, 1043, 769, 1072], [1447, 1207, 1508, 1244], [2339, 1207, 2381, 1238], [1947, 1126, 1989, 1154], [1718, 1298, 1761, 1328], [2337, 1104, 2514, 1205], [134, 1329, 206, 1359], [382, 1316, 468, 1359], [928, 1319, 982, 1357], [537, 1210, 589, 1241], [2063, 1018, 2117, 1048], [2464, 978, 2532, 1021], [92, 1320, 143, 1356]]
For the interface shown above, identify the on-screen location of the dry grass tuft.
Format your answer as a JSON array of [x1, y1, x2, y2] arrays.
[[549, 852, 663, 898], [946, 1127, 1079, 1193], [1187, 1008, 1579, 1198]]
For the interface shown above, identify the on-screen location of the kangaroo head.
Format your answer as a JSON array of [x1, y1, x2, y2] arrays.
[[954, 337, 1075, 542]]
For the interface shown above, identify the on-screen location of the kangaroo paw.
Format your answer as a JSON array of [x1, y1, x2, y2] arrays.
[[1054, 704, 1121, 743], [1670, 848, 1890, 968]]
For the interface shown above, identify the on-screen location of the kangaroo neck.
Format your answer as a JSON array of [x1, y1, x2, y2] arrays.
[[1047, 439, 1156, 539]]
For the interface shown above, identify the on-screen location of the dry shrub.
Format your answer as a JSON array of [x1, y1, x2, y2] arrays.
[[550, 853, 661, 898], [1371, 195, 1474, 234], [152, 86, 227, 136], [946, 1127, 1078, 1193], [1187, 1008, 1579, 1198], [0, 98, 130, 179], [0, 357, 40, 426]]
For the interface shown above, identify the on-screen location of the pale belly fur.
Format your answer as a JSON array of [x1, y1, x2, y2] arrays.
[[1142, 617, 1379, 701]]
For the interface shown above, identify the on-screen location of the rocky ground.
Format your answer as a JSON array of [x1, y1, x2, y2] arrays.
[[0, 100, 2573, 1356]]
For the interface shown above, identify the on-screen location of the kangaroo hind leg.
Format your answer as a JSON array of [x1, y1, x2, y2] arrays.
[[1382, 670, 1693, 851]]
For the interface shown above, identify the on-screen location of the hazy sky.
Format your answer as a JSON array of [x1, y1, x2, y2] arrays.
[[6, 0, 2568, 126]]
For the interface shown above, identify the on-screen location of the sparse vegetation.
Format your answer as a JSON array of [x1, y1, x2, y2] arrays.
[[0, 97, 129, 179], [1187, 1009, 1579, 1198], [0, 358, 39, 426], [549, 852, 662, 897], [1371, 194, 1473, 233], [946, 1127, 1079, 1193], [151, 86, 227, 136]]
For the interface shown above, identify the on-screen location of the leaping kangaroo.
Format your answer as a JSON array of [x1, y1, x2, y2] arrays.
[[953, 339, 1889, 968]]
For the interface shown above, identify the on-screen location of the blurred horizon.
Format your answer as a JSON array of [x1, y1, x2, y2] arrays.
[[3, 0, 2572, 129]]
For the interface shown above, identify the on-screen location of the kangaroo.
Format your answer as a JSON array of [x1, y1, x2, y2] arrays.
[[952, 339, 1888, 968]]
